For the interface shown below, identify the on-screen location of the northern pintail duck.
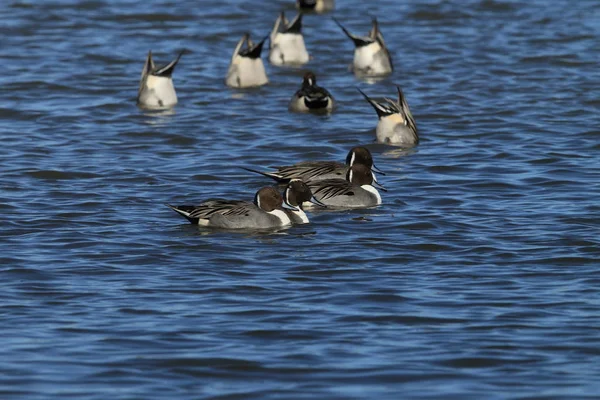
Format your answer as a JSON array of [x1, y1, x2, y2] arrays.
[[137, 50, 183, 109], [269, 12, 310, 66], [226, 33, 269, 88], [307, 164, 385, 208], [296, 0, 334, 13], [333, 17, 392, 77], [289, 71, 335, 113], [283, 179, 327, 223], [243, 146, 384, 184], [358, 86, 418, 146], [167, 186, 295, 229]]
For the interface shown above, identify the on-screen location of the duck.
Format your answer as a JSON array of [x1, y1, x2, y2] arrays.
[[167, 186, 295, 229], [358, 86, 418, 146], [225, 33, 269, 88], [296, 0, 334, 13], [283, 179, 327, 223], [269, 12, 310, 66], [289, 71, 334, 113], [137, 50, 183, 109], [242, 146, 384, 184], [306, 164, 385, 208], [333, 17, 392, 77]]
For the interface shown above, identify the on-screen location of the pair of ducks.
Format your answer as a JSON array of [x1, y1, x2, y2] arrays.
[[225, 12, 307, 90], [168, 147, 385, 229], [291, 71, 418, 146], [225, 15, 394, 89]]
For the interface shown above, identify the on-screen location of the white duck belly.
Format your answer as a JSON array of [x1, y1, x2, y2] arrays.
[[376, 114, 417, 145], [138, 75, 178, 108], [353, 42, 391, 76], [226, 56, 268, 88], [270, 33, 309, 65]]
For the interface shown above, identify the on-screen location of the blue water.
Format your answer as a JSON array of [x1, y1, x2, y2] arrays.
[[1, 0, 599, 399]]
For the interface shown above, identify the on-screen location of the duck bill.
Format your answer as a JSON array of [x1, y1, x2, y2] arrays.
[[372, 181, 387, 192], [371, 163, 386, 176], [309, 196, 327, 208], [282, 200, 299, 212]]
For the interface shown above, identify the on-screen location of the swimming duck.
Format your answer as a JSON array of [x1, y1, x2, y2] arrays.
[[226, 33, 269, 88], [333, 17, 393, 76], [242, 146, 384, 184], [137, 50, 183, 109], [358, 86, 418, 146], [296, 0, 334, 13], [269, 12, 310, 66], [283, 179, 327, 223], [289, 71, 334, 113], [167, 187, 295, 229], [306, 164, 385, 208]]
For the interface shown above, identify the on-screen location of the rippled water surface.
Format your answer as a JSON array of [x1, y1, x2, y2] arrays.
[[1, 0, 599, 398]]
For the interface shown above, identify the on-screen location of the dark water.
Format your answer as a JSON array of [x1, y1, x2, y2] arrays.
[[1, 0, 599, 398]]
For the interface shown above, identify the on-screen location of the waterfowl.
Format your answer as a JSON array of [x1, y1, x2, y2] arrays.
[[333, 17, 393, 76], [242, 146, 384, 184], [226, 33, 269, 88], [269, 12, 310, 66], [306, 164, 385, 208], [167, 187, 294, 229], [283, 179, 327, 223], [358, 86, 418, 146], [137, 50, 183, 109], [289, 71, 334, 112]]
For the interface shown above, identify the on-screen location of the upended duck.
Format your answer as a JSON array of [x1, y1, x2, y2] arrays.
[[358, 86, 418, 146], [269, 12, 310, 66], [225, 33, 269, 88], [333, 17, 393, 77], [137, 50, 183, 109]]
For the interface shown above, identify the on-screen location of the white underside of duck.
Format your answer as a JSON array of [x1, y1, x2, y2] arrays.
[[226, 56, 269, 88], [376, 114, 417, 145], [138, 75, 178, 109], [353, 42, 392, 76], [270, 33, 310, 66]]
